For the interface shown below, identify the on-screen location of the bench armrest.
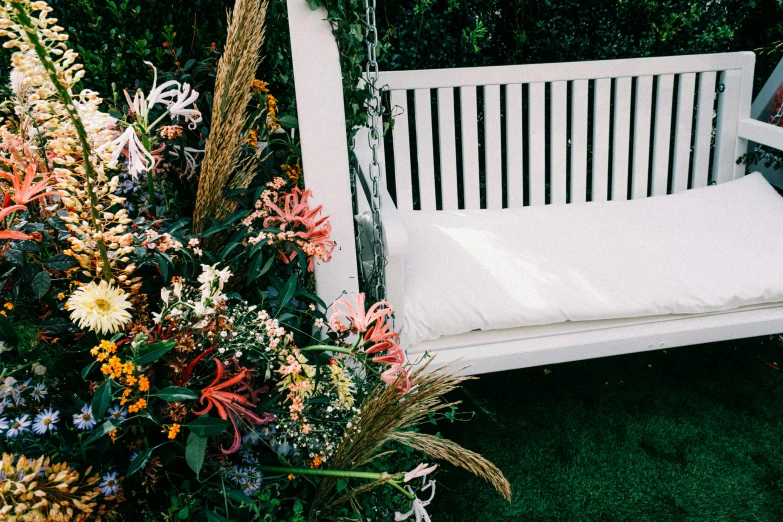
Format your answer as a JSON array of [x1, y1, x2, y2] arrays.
[[738, 118, 783, 152]]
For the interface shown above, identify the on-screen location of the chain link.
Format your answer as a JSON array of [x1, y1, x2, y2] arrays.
[[363, 0, 386, 302]]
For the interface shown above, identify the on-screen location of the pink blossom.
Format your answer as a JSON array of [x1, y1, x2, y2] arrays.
[[329, 293, 392, 333]]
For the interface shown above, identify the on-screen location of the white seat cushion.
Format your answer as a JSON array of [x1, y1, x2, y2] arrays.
[[399, 173, 783, 346]]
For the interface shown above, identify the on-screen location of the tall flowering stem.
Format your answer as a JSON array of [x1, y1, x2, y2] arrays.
[[9, 1, 112, 281]]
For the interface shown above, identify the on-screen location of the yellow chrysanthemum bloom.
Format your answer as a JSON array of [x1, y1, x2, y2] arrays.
[[65, 280, 133, 334]]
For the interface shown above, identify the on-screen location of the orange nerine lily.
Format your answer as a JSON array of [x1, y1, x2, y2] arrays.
[[192, 359, 274, 453], [0, 161, 61, 205], [0, 204, 30, 240]]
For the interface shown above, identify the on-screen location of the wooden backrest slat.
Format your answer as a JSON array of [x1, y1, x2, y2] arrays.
[[632, 75, 654, 199], [460, 86, 481, 209], [390, 89, 414, 211], [437, 88, 459, 210], [550, 81, 568, 204], [612, 77, 633, 200], [528, 82, 546, 206], [651, 74, 675, 196], [484, 85, 503, 209], [414, 89, 437, 210], [671, 73, 696, 193], [692, 71, 717, 188], [570, 80, 589, 204], [712, 69, 743, 185], [505, 84, 524, 207], [592, 78, 611, 202]]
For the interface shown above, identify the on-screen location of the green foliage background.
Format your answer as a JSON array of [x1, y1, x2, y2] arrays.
[[5, 0, 780, 132]]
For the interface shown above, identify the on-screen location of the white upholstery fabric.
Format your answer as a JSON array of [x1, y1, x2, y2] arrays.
[[400, 173, 783, 346]]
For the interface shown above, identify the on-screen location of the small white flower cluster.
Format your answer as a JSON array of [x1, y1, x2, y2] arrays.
[[154, 264, 293, 365]]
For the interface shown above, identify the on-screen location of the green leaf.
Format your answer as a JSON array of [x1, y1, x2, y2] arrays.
[[306, 0, 321, 11], [31, 271, 51, 299], [277, 115, 299, 128], [127, 447, 153, 477], [186, 416, 231, 437], [0, 315, 18, 346], [279, 273, 297, 309], [186, 431, 207, 478], [246, 252, 265, 285], [154, 386, 199, 402], [44, 253, 77, 271], [84, 420, 117, 445], [3, 249, 23, 267], [293, 499, 304, 513], [91, 379, 113, 421], [135, 340, 176, 365], [81, 359, 98, 379], [178, 506, 189, 519], [205, 511, 229, 522], [336, 478, 348, 493], [224, 487, 253, 506], [258, 255, 274, 278]]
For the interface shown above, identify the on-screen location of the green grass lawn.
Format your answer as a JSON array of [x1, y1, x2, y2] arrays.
[[431, 336, 783, 521]]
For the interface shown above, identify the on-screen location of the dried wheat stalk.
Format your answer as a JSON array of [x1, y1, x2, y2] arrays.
[[311, 359, 511, 518], [193, 0, 267, 232]]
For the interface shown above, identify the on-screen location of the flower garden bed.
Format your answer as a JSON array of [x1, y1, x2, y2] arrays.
[[0, 0, 509, 520]]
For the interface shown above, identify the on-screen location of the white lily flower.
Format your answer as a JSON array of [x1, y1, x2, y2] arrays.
[[172, 281, 183, 299], [124, 88, 146, 119], [162, 82, 202, 129], [102, 126, 155, 179], [160, 287, 170, 305], [143, 61, 180, 113], [194, 301, 214, 317], [394, 481, 436, 522], [168, 146, 204, 178], [403, 463, 438, 483]]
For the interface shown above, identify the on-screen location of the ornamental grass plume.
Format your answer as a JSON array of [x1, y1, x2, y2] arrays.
[[193, 0, 268, 234], [0, 453, 118, 521], [310, 359, 511, 518]]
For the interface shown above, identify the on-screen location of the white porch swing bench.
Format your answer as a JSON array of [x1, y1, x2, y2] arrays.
[[287, 1, 783, 375]]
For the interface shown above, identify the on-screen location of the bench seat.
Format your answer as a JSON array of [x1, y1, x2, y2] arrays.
[[398, 173, 783, 349]]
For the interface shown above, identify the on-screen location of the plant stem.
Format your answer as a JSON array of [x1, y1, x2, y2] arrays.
[[11, 1, 112, 282], [299, 344, 353, 355], [141, 133, 156, 217], [260, 465, 386, 481]]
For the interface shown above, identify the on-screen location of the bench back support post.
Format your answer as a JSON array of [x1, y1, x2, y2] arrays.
[[287, 0, 359, 308]]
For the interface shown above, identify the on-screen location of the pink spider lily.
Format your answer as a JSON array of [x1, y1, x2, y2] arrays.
[[296, 217, 335, 271], [364, 317, 409, 392], [192, 359, 274, 454], [0, 161, 61, 205], [264, 187, 322, 230], [366, 341, 410, 392], [329, 293, 392, 333], [364, 318, 400, 346], [0, 204, 30, 240]]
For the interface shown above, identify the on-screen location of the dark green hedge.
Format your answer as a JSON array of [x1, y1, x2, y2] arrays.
[[375, 0, 781, 94]]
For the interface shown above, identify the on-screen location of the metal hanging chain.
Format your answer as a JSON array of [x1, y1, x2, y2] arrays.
[[364, 0, 386, 302]]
